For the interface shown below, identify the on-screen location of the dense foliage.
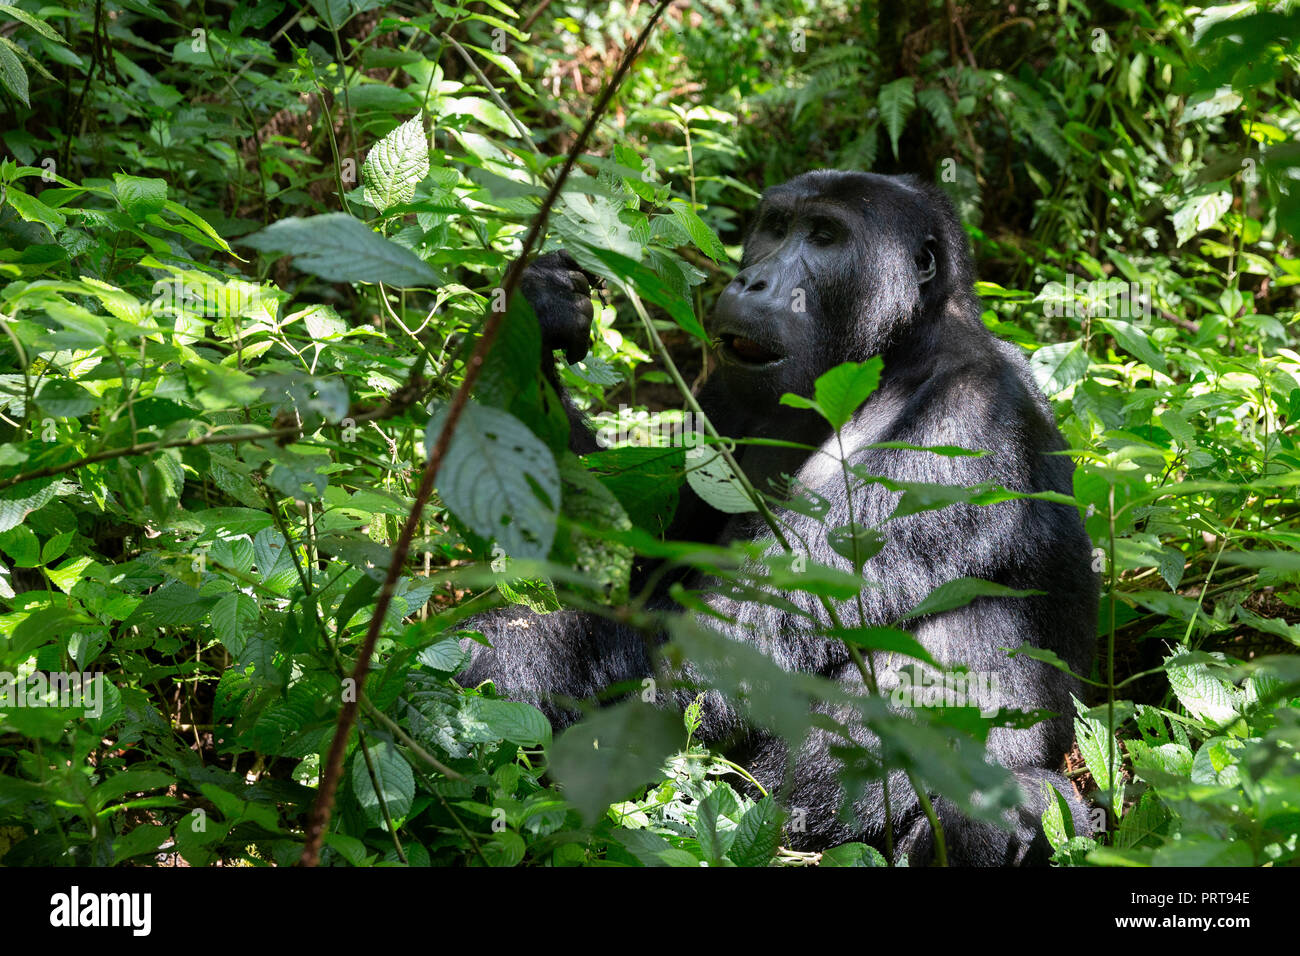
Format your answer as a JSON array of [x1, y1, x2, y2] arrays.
[[0, 0, 1298, 867]]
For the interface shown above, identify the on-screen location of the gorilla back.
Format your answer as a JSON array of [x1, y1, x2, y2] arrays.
[[459, 170, 1099, 865]]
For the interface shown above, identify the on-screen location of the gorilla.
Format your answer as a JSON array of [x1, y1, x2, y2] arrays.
[[459, 170, 1099, 865]]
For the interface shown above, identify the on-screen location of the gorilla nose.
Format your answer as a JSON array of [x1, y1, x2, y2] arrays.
[[732, 274, 769, 294]]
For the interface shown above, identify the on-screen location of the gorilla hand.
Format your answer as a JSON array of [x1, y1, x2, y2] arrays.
[[518, 250, 597, 365]]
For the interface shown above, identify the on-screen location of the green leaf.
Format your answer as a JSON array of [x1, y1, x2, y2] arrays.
[[1074, 696, 1123, 793], [1029, 339, 1088, 397], [163, 200, 235, 255], [198, 508, 275, 537], [866, 441, 988, 457], [685, 446, 756, 514], [428, 401, 560, 560], [897, 577, 1043, 623], [1179, 87, 1241, 124], [1171, 183, 1231, 245], [5, 188, 66, 231], [211, 592, 259, 656], [0, 3, 70, 44], [1165, 653, 1240, 729], [1125, 739, 1193, 781], [125, 582, 217, 627], [481, 830, 526, 867], [0, 35, 28, 106], [820, 842, 888, 867], [11, 606, 90, 655], [879, 77, 916, 159], [586, 445, 683, 536], [1190, 736, 1244, 786], [1235, 607, 1300, 647], [816, 359, 884, 427], [436, 96, 517, 135], [89, 771, 173, 811], [726, 796, 783, 866], [548, 701, 684, 824], [0, 477, 63, 534], [351, 741, 414, 830], [1052, 835, 1100, 866], [309, 0, 353, 29], [611, 828, 699, 867], [461, 697, 551, 746], [669, 617, 824, 744], [576, 244, 707, 342], [1101, 319, 1167, 373], [35, 378, 96, 417], [241, 213, 441, 288], [669, 201, 728, 261], [782, 358, 883, 431], [1040, 782, 1075, 850], [417, 635, 471, 673], [761, 553, 866, 600], [1007, 643, 1087, 682], [1219, 550, 1300, 572], [826, 522, 884, 572], [362, 115, 430, 212], [554, 456, 634, 603], [695, 784, 741, 864], [1115, 791, 1169, 850], [113, 174, 168, 221], [826, 625, 936, 665], [0, 525, 38, 566]]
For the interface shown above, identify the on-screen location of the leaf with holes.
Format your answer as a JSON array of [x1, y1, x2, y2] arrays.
[[685, 446, 756, 514], [1029, 339, 1088, 397], [427, 401, 560, 560]]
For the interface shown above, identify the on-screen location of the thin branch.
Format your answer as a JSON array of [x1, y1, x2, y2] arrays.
[[441, 32, 540, 155], [0, 392, 420, 492], [298, 0, 673, 867]]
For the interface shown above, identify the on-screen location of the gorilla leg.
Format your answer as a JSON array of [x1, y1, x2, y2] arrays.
[[896, 768, 1091, 866], [459, 607, 653, 728], [733, 686, 1092, 864]]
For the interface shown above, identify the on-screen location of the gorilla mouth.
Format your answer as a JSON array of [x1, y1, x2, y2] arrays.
[[720, 334, 783, 366]]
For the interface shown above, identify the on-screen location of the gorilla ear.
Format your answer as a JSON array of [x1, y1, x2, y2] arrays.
[[916, 236, 937, 286]]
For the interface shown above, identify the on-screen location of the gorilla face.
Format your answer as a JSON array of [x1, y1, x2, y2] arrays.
[[709, 171, 968, 401]]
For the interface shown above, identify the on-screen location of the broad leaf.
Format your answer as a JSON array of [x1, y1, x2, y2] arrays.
[[363, 115, 430, 212], [428, 401, 560, 560], [242, 213, 440, 287]]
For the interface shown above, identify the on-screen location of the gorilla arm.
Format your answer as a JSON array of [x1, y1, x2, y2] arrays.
[[521, 250, 602, 455], [457, 251, 649, 719]]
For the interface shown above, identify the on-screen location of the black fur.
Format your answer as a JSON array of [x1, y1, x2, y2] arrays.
[[460, 172, 1099, 865]]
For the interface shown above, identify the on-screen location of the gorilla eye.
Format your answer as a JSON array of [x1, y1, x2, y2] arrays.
[[807, 219, 841, 245]]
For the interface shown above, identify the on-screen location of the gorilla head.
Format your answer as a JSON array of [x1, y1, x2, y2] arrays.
[[710, 171, 977, 401]]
